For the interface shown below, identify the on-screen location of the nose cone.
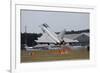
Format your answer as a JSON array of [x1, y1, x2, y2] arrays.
[[42, 23, 49, 28]]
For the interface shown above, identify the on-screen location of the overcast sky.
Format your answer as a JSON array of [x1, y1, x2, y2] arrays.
[[20, 10, 89, 33]]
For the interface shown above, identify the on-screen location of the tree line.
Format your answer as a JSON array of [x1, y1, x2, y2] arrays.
[[21, 33, 42, 49]]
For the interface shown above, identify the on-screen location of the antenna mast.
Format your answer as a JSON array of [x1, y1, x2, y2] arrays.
[[25, 25, 27, 46]]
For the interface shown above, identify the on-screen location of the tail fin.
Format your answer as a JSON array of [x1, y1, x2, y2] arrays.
[[58, 29, 66, 41]]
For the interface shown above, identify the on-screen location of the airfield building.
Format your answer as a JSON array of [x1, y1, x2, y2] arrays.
[[64, 31, 89, 46]]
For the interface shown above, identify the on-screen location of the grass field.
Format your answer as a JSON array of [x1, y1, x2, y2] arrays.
[[21, 49, 89, 63]]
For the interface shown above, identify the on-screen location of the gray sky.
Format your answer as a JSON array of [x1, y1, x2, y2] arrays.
[[21, 10, 89, 33]]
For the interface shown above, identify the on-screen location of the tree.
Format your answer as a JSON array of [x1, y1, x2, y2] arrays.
[[21, 33, 42, 49]]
